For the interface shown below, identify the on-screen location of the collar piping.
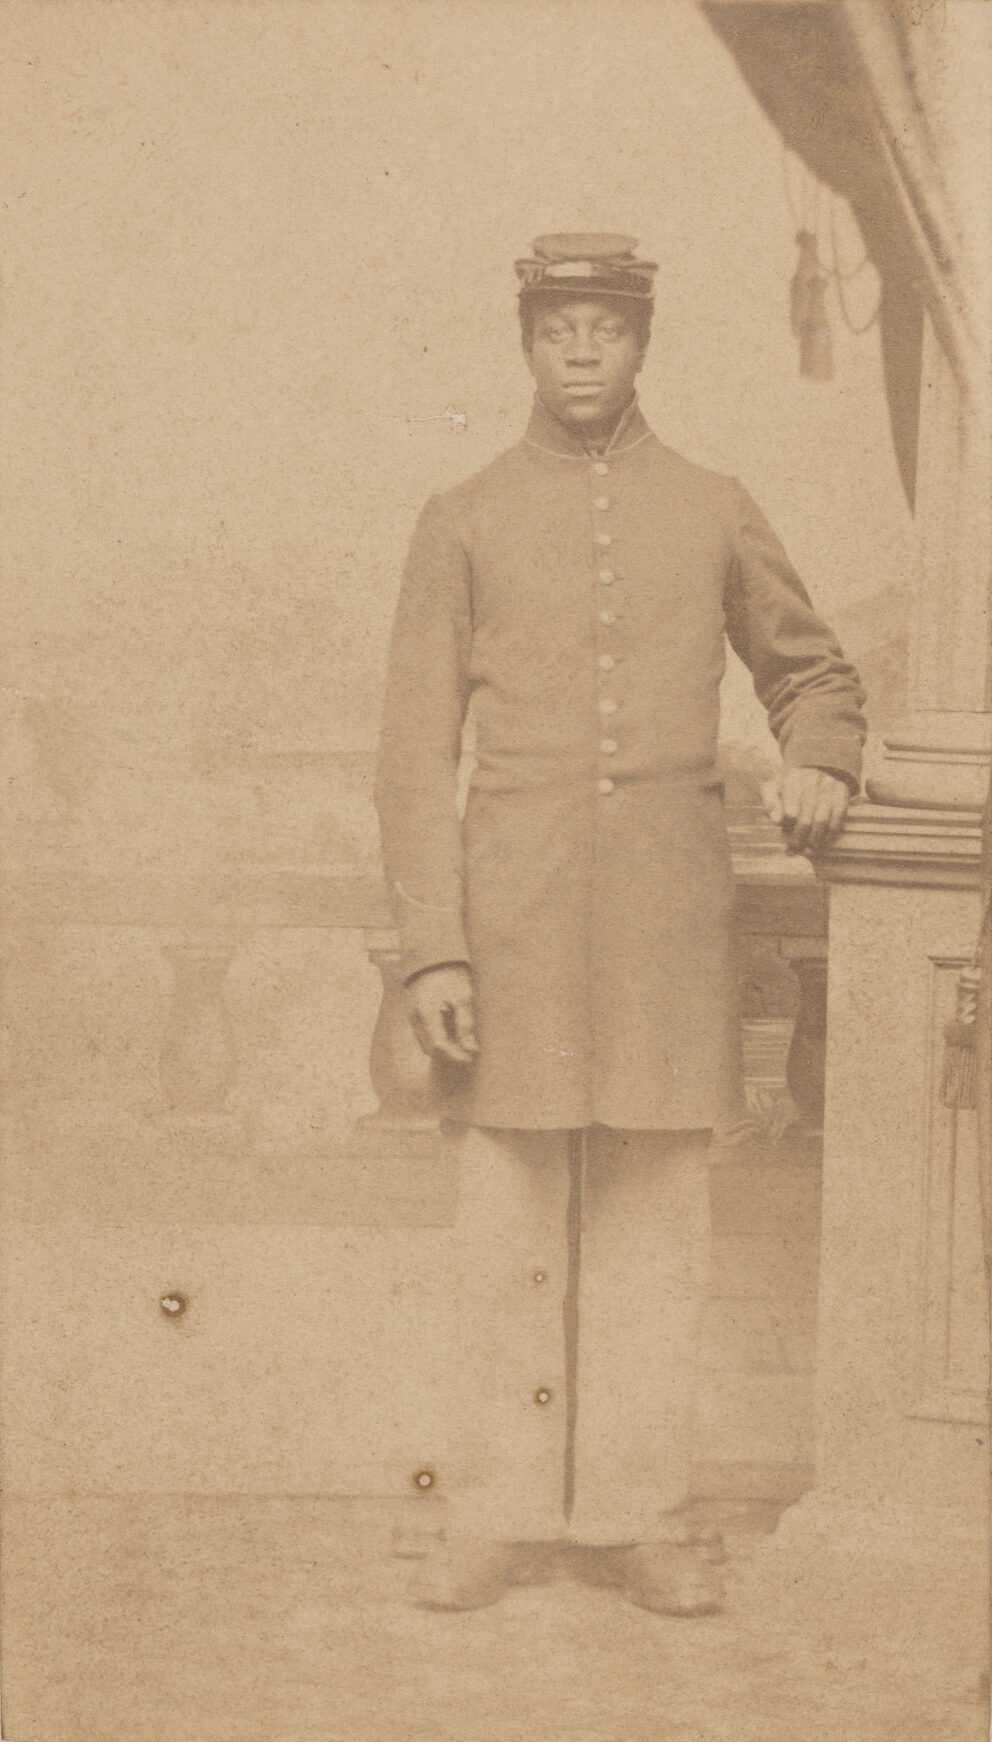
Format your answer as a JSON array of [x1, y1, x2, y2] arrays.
[[522, 395, 653, 461]]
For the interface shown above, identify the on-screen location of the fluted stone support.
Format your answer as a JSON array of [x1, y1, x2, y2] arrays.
[[784, 954, 828, 1135], [352, 930, 448, 1158], [152, 935, 241, 1131], [361, 932, 440, 1131], [866, 312, 990, 813]]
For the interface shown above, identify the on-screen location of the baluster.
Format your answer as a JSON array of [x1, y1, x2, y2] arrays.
[[352, 929, 444, 1155], [784, 950, 828, 1143], [153, 935, 240, 1130]]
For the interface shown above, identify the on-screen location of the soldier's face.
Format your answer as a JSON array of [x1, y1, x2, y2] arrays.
[[525, 296, 645, 435]]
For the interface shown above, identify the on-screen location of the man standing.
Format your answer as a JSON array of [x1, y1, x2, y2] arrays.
[[374, 235, 865, 1615]]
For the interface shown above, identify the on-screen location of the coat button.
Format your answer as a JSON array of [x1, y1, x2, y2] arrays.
[[598, 697, 619, 716], [593, 495, 610, 510], [599, 609, 616, 625], [598, 653, 615, 671], [595, 532, 612, 547], [534, 1387, 553, 1405], [598, 568, 615, 585], [600, 738, 618, 755], [597, 777, 615, 796], [593, 461, 609, 475], [532, 1270, 548, 1285]]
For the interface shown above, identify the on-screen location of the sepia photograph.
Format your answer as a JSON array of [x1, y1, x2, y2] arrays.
[[0, 2, 989, 1739]]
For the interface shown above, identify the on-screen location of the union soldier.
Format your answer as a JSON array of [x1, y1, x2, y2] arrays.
[[374, 235, 866, 1614]]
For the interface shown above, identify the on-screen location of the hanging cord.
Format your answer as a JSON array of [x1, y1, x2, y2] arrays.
[[938, 865, 991, 1318], [781, 144, 819, 234], [783, 147, 882, 356], [940, 882, 992, 1112], [826, 197, 881, 335]]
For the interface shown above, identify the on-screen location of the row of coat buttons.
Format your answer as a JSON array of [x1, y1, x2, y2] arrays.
[[532, 1268, 552, 1404], [593, 461, 619, 796]]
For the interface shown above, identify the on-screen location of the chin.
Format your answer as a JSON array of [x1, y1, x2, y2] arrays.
[[560, 400, 607, 425]]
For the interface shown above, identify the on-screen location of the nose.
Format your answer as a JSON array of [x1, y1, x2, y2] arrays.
[[563, 330, 601, 366]]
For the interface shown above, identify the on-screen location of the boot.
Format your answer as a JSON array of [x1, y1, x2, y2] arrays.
[[409, 1538, 517, 1611], [620, 1541, 724, 1617]]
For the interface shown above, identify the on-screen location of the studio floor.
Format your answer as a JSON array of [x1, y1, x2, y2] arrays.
[[1, 1496, 985, 1742]]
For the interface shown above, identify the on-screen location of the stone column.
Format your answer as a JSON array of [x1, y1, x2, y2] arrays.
[[866, 311, 991, 811], [738, 14, 990, 1703], [737, 809, 988, 1705], [865, 0, 992, 814]]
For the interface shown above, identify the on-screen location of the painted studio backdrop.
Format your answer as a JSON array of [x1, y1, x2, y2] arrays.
[[0, 2, 989, 1738]]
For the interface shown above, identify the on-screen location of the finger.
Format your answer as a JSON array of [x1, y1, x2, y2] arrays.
[[760, 777, 784, 824], [805, 780, 850, 853], [419, 1002, 456, 1058], [431, 999, 475, 1065], [806, 791, 838, 854], [822, 787, 849, 844], [785, 779, 819, 853], [451, 995, 479, 1056], [780, 766, 804, 829]]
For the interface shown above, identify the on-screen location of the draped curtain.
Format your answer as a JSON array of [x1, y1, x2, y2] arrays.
[[702, 0, 990, 1242], [838, 0, 982, 391], [827, 1, 990, 1249], [701, 0, 984, 507]]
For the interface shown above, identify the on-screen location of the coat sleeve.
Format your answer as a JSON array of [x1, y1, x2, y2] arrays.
[[373, 493, 473, 983], [724, 481, 867, 790]]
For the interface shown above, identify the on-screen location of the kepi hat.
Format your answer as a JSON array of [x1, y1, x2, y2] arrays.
[[515, 233, 657, 302]]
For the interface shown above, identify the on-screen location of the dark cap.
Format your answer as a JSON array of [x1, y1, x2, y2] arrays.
[[515, 233, 657, 302]]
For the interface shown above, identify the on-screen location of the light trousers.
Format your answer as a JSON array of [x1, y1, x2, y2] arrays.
[[443, 1123, 712, 1546]]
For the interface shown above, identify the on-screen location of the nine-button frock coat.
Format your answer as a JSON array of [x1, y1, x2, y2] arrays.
[[375, 396, 866, 1133]]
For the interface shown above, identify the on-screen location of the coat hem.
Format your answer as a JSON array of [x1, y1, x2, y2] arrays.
[[440, 1107, 719, 1134]]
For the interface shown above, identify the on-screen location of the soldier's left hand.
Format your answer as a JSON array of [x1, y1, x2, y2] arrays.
[[760, 766, 851, 856]]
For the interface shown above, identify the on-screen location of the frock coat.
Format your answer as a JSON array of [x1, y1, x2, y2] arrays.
[[374, 398, 865, 1130]]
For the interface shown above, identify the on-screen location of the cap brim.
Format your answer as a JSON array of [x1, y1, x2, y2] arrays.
[[518, 281, 654, 301]]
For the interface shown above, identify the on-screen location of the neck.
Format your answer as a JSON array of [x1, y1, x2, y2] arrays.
[[538, 393, 638, 456]]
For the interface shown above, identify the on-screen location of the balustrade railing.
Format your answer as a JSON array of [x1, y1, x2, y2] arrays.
[[354, 822, 830, 1159]]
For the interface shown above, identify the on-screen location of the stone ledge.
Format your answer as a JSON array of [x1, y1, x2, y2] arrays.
[[0, 864, 827, 933], [814, 801, 984, 890], [0, 869, 393, 929]]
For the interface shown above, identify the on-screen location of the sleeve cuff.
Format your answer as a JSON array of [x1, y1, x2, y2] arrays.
[[394, 919, 470, 989], [403, 956, 472, 987], [390, 889, 471, 984]]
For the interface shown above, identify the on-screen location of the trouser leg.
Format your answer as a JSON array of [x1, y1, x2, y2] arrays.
[[567, 1126, 712, 1546], [443, 1122, 711, 1547], [444, 1122, 572, 1542]]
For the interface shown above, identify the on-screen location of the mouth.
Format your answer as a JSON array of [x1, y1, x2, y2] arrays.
[[563, 382, 604, 396]]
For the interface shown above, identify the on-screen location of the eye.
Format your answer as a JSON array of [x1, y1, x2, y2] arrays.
[[542, 323, 570, 343], [595, 322, 626, 342]]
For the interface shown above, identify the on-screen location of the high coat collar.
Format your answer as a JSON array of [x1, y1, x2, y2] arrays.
[[523, 394, 653, 460]]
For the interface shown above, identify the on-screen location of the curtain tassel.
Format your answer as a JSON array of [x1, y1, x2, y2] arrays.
[[790, 230, 833, 380]]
